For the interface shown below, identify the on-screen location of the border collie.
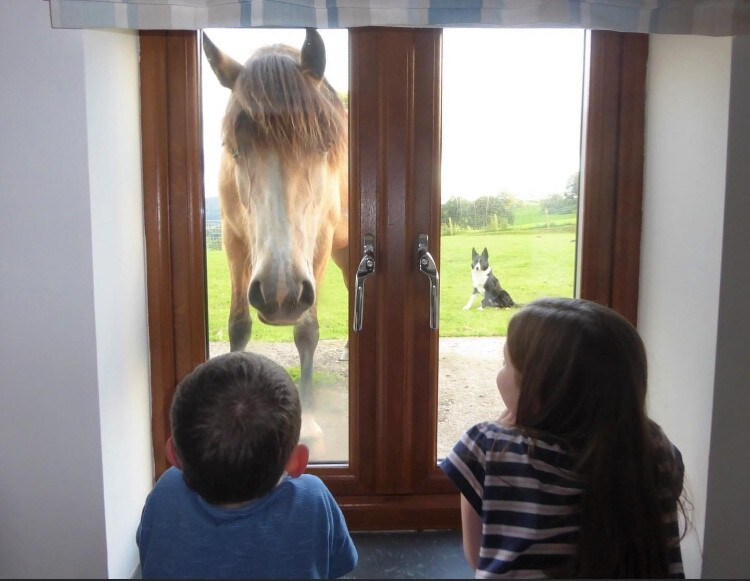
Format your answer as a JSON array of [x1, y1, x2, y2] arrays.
[[463, 247, 516, 310]]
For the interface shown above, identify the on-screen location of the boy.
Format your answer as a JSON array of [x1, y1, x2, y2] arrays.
[[137, 352, 358, 579]]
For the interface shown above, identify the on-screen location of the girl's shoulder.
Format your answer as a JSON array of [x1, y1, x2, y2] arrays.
[[647, 419, 685, 497], [648, 420, 681, 453], [467, 421, 573, 462], [462, 422, 580, 487]]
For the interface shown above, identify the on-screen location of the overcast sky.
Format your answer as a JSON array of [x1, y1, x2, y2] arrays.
[[201, 28, 585, 202]]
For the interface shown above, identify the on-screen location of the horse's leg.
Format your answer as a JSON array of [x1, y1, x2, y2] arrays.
[[331, 245, 349, 289], [293, 308, 323, 444], [223, 228, 252, 352], [331, 245, 350, 361]]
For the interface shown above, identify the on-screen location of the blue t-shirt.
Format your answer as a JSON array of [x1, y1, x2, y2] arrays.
[[137, 467, 358, 579]]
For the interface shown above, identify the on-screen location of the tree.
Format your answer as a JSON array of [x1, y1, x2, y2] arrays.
[[441, 192, 515, 230], [540, 172, 579, 215], [564, 171, 579, 201]]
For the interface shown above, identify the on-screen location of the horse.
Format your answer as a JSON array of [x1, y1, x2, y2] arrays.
[[202, 29, 349, 443]]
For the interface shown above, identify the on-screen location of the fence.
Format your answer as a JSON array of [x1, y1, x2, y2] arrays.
[[206, 219, 222, 250], [206, 204, 576, 246]]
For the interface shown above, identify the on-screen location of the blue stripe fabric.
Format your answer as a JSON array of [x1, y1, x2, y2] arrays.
[[441, 423, 582, 576], [440, 421, 686, 578], [126, 2, 138, 29], [55, 0, 116, 29], [240, 1, 253, 27], [262, 0, 317, 27], [428, 0, 483, 26], [48, 0, 750, 35], [327, 0, 340, 28]]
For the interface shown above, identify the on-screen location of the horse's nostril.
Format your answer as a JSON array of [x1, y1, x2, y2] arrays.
[[248, 280, 265, 310], [299, 280, 315, 309]]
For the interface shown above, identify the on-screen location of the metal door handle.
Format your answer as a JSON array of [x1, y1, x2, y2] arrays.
[[353, 234, 375, 332], [417, 233, 440, 331]]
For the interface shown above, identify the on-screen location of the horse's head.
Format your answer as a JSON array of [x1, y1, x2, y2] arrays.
[[203, 30, 347, 326]]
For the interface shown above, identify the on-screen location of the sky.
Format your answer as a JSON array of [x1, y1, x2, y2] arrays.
[[201, 28, 585, 202]]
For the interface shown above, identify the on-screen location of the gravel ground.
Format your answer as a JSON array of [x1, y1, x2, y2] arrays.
[[209, 337, 507, 461]]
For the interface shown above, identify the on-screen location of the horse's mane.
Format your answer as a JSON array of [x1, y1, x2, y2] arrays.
[[223, 44, 346, 163]]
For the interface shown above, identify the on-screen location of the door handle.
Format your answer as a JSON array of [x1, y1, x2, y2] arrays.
[[353, 234, 375, 332], [417, 233, 440, 331]]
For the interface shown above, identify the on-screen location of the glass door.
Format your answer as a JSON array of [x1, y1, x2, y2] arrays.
[[200, 28, 351, 464], [141, 28, 647, 531], [437, 29, 585, 457]]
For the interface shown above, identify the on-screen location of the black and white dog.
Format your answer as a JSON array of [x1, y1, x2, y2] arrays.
[[463, 247, 516, 310]]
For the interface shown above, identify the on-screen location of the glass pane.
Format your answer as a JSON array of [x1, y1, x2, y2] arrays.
[[438, 29, 585, 459], [202, 29, 350, 464]]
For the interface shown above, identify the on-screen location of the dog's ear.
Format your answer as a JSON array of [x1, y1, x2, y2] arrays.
[[482, 247, 489, 260], [471, 247, 478, 258]]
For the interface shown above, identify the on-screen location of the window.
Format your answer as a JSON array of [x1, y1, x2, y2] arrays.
[[140, 28, 647, 528]]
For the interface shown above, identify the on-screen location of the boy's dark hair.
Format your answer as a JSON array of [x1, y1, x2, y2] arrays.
[[170, 352, 301, 505]]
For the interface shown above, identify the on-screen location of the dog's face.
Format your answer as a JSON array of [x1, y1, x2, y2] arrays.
[[471, 247, 490, 272], [470, 247, 492, 291]]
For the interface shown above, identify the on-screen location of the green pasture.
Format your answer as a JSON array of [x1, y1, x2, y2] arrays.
[[206, 225, 577, 342]]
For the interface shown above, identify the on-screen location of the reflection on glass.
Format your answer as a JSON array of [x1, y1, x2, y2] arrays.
[[201, 29, 350, 464], [438, 29, 585, 459]]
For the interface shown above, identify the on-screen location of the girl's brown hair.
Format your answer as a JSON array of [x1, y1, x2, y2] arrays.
[[507, 298, 684, 578]]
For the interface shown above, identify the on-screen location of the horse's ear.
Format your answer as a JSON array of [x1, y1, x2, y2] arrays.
[[301, 28, 326, 81], [202, 32, 243, 89]]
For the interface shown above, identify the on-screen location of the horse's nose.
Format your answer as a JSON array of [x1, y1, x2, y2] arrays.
[[248, 280, 277, 315], [298, 280, 316, 310], [248, 278, 315, 324]]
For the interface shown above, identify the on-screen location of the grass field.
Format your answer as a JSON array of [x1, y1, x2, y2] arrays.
[[206, 224, 577, 342]]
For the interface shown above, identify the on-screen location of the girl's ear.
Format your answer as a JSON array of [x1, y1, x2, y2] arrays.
[[285, 444, 310, 478], [165, 436, 182, 468]]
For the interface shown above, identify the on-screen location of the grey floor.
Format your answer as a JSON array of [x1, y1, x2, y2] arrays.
[[133, 529, 473, 579], [344, 530, 474, 579]]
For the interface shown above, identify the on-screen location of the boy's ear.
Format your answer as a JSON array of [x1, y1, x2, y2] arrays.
[[285, 444, 309, 478], [165, 436, 182, 468]]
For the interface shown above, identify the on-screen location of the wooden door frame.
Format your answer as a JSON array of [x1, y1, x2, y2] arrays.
[[579, 31, 648, 325], [342, 28, 457, 530], [140, 31, 208, 477], [139, 28, 648, 530]]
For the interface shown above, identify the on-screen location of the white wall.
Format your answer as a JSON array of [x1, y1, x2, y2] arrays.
[[84, 29, 154, 579], [702, 35, 750, 579], [641, 34, 750, 578], [0, 1, 152, 578], [640, 34, 731, 578], [1, 1, 748, 578]]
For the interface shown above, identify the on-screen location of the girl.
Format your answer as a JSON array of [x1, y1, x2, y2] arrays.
[[441, 298, 687, 578]]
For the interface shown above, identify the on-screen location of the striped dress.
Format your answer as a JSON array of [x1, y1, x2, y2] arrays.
[[440, 422, 685, 578]]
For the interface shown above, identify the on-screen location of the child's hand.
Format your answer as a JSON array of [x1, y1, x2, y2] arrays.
[[498, 408, 516, 426]]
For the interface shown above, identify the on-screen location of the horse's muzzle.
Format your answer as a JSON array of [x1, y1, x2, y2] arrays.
[[248, 278, 315, 325]]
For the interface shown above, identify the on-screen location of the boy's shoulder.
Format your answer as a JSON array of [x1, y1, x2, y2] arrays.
[[278, 473, 335, 503], [142, 470, 339, 529], [150, 466, 188, 496], [158, 467, 328, 489], [148, 468, 331, 505], [279, 473, 327, 494]]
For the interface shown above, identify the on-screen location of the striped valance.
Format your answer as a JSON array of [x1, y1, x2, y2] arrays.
[[47, 0, 750, 35]]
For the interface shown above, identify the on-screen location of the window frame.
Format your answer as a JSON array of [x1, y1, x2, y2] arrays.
[[139, 28, 648, 529]]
